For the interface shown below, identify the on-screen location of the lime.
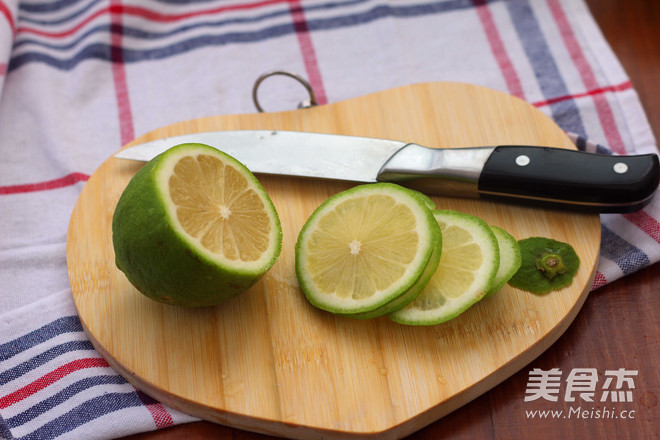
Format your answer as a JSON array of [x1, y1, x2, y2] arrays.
[[389, 210, 500, 325], [409, 189, 437, 210], [294, 183, 442, 317], [508, 237, 579, 294], [344, 237, 442, 320], [485, 225, 522, 296], [112, 143, 283, 307]]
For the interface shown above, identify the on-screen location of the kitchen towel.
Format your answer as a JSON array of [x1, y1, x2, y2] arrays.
[[1, 0, 658, 438]]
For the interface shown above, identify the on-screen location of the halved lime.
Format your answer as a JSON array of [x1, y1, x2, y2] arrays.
[[389, 210, 499, 325], [112, 143, 282, 307], [295, 183, 441, 317], [485, 225, 522, 296]]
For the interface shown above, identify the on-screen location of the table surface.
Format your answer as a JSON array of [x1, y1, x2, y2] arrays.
[[121, 1, 660, 439]]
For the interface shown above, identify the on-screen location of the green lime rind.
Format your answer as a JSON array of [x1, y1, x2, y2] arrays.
[[388, 209, 500, 326], [408, 189, 437, 210], [485, 225, 522, 297], [294, 183, 442, 316], [112, 143, 283, 307], [507, 237, 580, 294], [339, 233, 442, 319]]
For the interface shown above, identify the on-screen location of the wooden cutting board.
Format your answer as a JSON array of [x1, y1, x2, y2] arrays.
[[67, 82, 600, 439]]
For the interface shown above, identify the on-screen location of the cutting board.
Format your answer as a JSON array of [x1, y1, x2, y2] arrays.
[[67, 82, 600, 439]]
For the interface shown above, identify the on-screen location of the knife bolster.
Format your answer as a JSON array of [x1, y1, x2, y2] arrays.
[[376, 144, 493, 197]]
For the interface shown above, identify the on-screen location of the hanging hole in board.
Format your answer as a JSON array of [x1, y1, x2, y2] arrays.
[[252, 71, 318, 113]]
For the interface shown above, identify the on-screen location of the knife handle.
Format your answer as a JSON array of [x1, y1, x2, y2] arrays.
[[376, 144, 659, 213], [478, 146, 659, 212]]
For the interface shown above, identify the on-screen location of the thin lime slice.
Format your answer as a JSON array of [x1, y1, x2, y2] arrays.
[[343, 239, 442, 319], [389, 209, 499, 325], [485, 225, 522, 297], [295, 183, 441, 316]]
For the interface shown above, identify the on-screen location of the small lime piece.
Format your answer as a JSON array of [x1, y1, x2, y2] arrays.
[[112, 143, 283, 307], [295, 183, 441, 317], [485, 225, 522, 297], [389, 210, 500, 325], [508, 237, 580, 294]]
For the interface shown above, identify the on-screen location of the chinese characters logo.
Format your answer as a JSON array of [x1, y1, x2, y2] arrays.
[[524, 368, 638, 403]]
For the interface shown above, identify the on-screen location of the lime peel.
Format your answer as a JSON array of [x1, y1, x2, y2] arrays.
[[485, 225, 522, 297]]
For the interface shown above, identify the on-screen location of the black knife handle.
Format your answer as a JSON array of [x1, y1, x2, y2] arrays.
[[478, 146, 659, 212]]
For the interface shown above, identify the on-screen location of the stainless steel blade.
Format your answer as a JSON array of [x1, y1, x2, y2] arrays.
[[115, 130, 407, 182]]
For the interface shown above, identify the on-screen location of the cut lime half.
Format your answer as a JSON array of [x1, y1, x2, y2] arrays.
[[112, 143, 283, 307]]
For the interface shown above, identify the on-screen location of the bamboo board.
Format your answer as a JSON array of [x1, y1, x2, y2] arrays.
[[67, 82, 601, 439]]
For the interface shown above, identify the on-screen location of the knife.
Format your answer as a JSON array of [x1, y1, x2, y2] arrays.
[[114, 130, 659, 213]]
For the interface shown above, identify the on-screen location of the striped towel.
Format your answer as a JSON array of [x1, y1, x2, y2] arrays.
[[0, 291, 197, 440], [0, 0, 657, 438]]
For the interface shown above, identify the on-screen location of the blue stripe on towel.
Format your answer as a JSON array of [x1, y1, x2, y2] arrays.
[[9, 0, 494, 71], [0, 341, 95, 386], [506, 1, 587, 137], [600, 224, 650, 275], [5, 375, 128, 428], [0, 317, 83, 363]]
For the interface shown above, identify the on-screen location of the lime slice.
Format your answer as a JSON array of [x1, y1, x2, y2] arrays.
[[389, 209, 499, 325], [409, 189, 437, 210], [112, 143, 282, 307], [485, 225, 522, 297], [508, 237, 580, 294], [295, 183, 441, 316], [345, 238, 442, 319]]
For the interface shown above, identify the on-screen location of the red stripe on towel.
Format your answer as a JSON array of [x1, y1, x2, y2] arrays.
[[473, 0, 525, 99], [623, 210, 660, 244], [110, 0, 135, 146], [16, 0, 286, 37], [532, 81, 632, 108], [0, 0, 14, 33], [591, 271, 607, 290], [547, 0, 626, 154], [289, 0, 328, 105], [0, 172, 89, 195], [0, 358, 110, 409]]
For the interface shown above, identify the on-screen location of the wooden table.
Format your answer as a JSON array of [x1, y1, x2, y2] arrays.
[[121, 1, 660, 438]]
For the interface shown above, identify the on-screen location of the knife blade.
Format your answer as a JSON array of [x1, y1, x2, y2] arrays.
[[114, 130, 659, 213]]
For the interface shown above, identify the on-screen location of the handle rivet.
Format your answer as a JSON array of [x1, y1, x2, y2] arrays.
[[613, 162, 628, 174], [515, 155, 530, 166]]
